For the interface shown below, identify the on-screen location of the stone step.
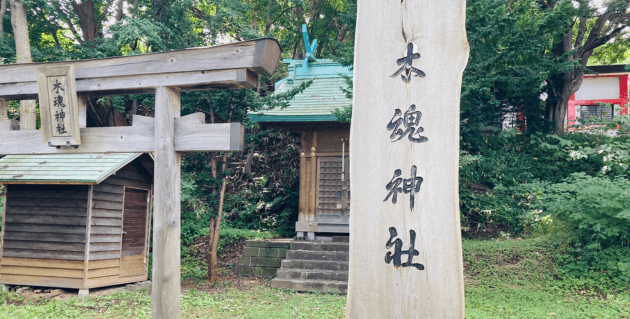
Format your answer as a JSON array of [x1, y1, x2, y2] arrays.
[[290, 241, 349, 253], [271, 278, 347, 294], [275, 269, 349, 282], [286, 250, 349, 262], [281, 259, 349, 271], [332, 236, 349, 243]]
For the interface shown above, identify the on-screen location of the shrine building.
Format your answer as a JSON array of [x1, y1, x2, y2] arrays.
[[568, 64, 629, 125], [0, 153, 153, 295], [249, 58, 353, 240]]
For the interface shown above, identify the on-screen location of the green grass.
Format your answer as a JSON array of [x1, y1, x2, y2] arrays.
[[0, 287, 346, 319], [463, 237, 630, 318], [1, 237, 628, 318]]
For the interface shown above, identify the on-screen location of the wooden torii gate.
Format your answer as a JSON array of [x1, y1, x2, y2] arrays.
[[0, 38, 281, 318]]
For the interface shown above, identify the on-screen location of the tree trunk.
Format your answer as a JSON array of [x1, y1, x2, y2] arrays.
[[10, 0, 36, 130], [71, 0, 100, 41], [0, 0, 7, 38], [208, 157, 227, 283], [115, 0, 124, 21]]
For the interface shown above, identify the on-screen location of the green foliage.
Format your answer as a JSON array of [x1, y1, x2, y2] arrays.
[[332, 74, 353, 123], [543, 173, 630, 250]]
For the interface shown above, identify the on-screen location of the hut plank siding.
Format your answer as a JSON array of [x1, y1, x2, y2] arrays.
[[89, 252, 121, 260], [1, 257, 84, 269], [92, 209, 123, 218], [2, 250, 84, 260], [0, 274, 83, 289], [7, 199, 88, 208], [88, 259, 120, 270], [4, 224, 86, 234], [5, 215, 87, 226], [8, 207, 87, 217], [4, 241, 85, 252], [4, 232, 86, 243], [87, 274, 146, 289], [91, 227, 123, 235], [92, 192, 123, 202], [104, 176, 151, 190], [93, 183, 124, 195], [91, 218, 123, 227], [0, 266, 84, 278], [92, 200, 124, 210], [88, 267, 120, 278], [90, 243, 122, 252], [89, 235, 122, 243]]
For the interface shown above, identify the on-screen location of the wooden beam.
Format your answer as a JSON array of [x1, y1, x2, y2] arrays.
[[0, 69, 258, 101], [0, 123, 244, 155], [152, 86, 181, 319], [0, 38, 279, 100]]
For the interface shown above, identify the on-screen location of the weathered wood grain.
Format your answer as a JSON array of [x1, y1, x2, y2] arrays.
[[0, 38, 281, 100], [87, 259, 120, 270], [2, 249, 84, 260], [346, 0, 468, 318], [1, 257, 84, 269], [0, 69, 257, 100], [87, 273, 145, 289], [152, 86, 181, 319], [0, 274, 84, 288], [3, 241, 85, 252], [0, 265, 84, 278], [3, 224, 86, 234], [0, 122, 243, 155]]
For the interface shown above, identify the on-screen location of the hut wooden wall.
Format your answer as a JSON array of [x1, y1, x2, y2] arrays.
[[87, 160, 151, 288], [0, 185, 89, 288]]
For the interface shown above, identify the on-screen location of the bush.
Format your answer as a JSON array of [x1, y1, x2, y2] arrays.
[[543, 173, 630, 250]]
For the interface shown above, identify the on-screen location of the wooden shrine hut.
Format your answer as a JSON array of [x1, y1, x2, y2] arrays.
[[0, 153, 154, 295], [249, 58, 353, 240]]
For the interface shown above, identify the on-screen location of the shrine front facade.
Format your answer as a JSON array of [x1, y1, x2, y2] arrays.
[[249, 59, 352, 239]]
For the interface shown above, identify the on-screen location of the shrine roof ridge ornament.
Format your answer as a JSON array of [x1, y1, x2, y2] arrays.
[[0, 38, 281, 100]]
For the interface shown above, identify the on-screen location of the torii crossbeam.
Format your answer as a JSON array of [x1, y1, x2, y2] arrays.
[[0, 38, 281, 319]]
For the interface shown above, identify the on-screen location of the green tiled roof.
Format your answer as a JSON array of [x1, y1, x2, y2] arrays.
[[249, 59, 353, 123], [0, 153, 142, 184]]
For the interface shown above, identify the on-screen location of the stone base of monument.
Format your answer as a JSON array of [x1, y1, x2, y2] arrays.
[[270, 238, 349, 294]]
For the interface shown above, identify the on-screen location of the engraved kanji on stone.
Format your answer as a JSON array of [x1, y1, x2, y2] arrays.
[[384, 165, 423, 210], [390, 43, 426, 83], [56, 123, 68, 135], [53, 95, 66, 108], [55, 110, 66, 122], [385, 227, 424, 271], [52, 79, 65, 94], [387, 104, 428, 143]]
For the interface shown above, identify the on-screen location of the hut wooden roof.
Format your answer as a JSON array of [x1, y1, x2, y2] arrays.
[[0, 153, 142, 184]]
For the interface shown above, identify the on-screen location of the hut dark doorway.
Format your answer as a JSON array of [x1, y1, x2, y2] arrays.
[[316, 156, 350, 224], [120, 187, 151, 277]]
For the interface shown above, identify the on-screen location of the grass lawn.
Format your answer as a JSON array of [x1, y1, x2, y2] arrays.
[[0, 237, 628, 318]]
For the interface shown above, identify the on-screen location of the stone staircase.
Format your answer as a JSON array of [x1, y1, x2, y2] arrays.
[[270, 238, 349, 294]]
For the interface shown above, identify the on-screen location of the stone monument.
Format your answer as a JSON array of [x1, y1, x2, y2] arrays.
[[346, 0, 469, 318]]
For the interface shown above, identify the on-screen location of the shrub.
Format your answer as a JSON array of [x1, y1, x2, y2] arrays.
[[543, 173, 630, 250]]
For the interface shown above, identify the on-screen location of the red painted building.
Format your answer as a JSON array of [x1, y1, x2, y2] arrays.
[[567, 65, 629, 126]]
